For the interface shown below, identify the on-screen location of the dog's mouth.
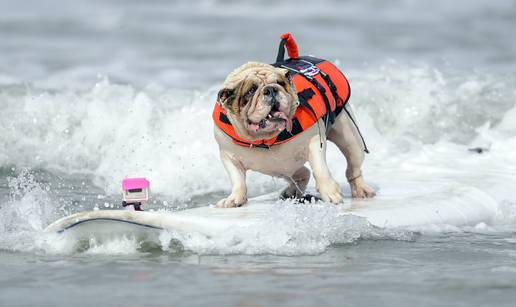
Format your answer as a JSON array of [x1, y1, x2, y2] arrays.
[[247, 108, 292, 133]]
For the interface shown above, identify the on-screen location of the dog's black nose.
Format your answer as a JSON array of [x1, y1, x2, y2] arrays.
[[264, 86, 279, 108], [264, 86, 278, 98]]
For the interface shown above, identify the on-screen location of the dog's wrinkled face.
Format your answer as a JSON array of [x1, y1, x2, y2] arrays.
[[217, 62, 298, 141]]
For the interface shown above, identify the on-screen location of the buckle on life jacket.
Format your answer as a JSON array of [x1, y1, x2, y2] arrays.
[[299, 61, 320, 79]]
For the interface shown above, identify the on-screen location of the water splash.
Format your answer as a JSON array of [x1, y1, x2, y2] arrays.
[[1, 65, 516, 255], [0, 168, 56, 252]]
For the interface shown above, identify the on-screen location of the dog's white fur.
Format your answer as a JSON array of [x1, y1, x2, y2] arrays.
[[215, 62, 375, 207]]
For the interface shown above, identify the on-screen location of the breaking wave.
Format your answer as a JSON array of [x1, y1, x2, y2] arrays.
[[1, 63, 516, 255]]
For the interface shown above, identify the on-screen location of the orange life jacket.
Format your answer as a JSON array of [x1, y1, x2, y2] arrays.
[[213, 33, 368, 151]]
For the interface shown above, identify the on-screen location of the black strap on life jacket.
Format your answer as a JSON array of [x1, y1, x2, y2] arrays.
[[319, 70, 370, 153], [300, 70, 335, 131], [276, 38, 288, 63], [297, 88, 317, 119]]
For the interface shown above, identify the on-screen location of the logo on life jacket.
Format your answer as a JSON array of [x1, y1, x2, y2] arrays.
[[298, 61, 320, 78], [213, 33, 368, 152]]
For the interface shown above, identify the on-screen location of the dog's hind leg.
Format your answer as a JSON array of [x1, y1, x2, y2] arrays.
[[327, 109, 375, 198], [280, 166, 311, 200]]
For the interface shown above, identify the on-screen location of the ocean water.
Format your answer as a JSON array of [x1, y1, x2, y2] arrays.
[[1, 0, 516, 306]]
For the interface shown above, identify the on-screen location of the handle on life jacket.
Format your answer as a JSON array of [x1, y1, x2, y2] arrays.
[[276, 32, 300, 62]]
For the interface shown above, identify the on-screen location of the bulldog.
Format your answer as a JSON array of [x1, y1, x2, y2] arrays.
[[213, 61, 375, 208]]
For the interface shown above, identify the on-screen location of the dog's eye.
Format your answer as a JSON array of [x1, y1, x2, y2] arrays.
[[245, 85, 257, 100], [277, 80, 286, 87]]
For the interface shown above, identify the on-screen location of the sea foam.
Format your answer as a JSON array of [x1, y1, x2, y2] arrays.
[[1, 64, 516, 255]]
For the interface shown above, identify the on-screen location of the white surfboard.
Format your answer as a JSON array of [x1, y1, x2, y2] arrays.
[[45, 186, 499, 241]]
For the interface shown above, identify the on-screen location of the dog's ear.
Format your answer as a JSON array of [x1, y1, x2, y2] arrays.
[[217, 88, 234, 106], [278, 68, 292, 82], [217, 81, 244, 109], [276, 68, 294, 90], [284, 69, 292, 82]]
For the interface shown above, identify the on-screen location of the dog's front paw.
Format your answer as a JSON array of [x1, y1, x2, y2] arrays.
[[349, 176, 376, 198], [216, 193, 247, 208], [317, 178, 343, 204]]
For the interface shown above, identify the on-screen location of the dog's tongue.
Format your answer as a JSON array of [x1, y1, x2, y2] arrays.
[[248, 122, 260, 132], [273, 111, 292, 132]]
